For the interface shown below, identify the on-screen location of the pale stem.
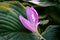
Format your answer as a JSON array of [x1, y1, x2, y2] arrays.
[[34, 31, 46, 40]]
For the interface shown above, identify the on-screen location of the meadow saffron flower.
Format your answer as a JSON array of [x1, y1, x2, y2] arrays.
[[19, 6, 46, 40], [19, 6, 38, 32]]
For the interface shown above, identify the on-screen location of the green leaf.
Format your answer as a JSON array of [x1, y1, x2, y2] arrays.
[[0, 32, 40, 40], [0, 1, 27, 32], [42, 25, 60, 40]]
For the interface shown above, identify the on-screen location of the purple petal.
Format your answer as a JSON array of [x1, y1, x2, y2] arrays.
[[26, 6, 38, 24], [19, 15, 35, 32]]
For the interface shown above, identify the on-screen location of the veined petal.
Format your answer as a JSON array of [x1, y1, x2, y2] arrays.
[[19, 15, 35, 32], [26, 6, 38, 24]]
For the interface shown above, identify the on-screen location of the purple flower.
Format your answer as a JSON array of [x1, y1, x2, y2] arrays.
[[19, 6, 38, 32], [19, 6, 46, 40]]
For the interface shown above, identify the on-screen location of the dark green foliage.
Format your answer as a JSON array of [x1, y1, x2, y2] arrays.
[[0, 1, 60, 40]]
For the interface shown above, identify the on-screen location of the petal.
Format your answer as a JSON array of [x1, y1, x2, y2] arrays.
[[26, 6, 38, 24], [31, 6, 38, 24], [19, 15, 35, 32]]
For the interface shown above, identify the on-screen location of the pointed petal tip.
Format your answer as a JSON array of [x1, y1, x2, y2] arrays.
[[19, 15, 24, 18], [26, 6, 30, 7], [31, 6, 38, 15], [19, 15, 22, 19], [26, 6, 38, 24], [26, 6, 30, 10], [19, 15, 25, 22]]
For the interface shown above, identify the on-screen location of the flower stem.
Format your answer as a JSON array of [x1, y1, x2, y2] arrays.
[[36, 31, 46, 40]]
